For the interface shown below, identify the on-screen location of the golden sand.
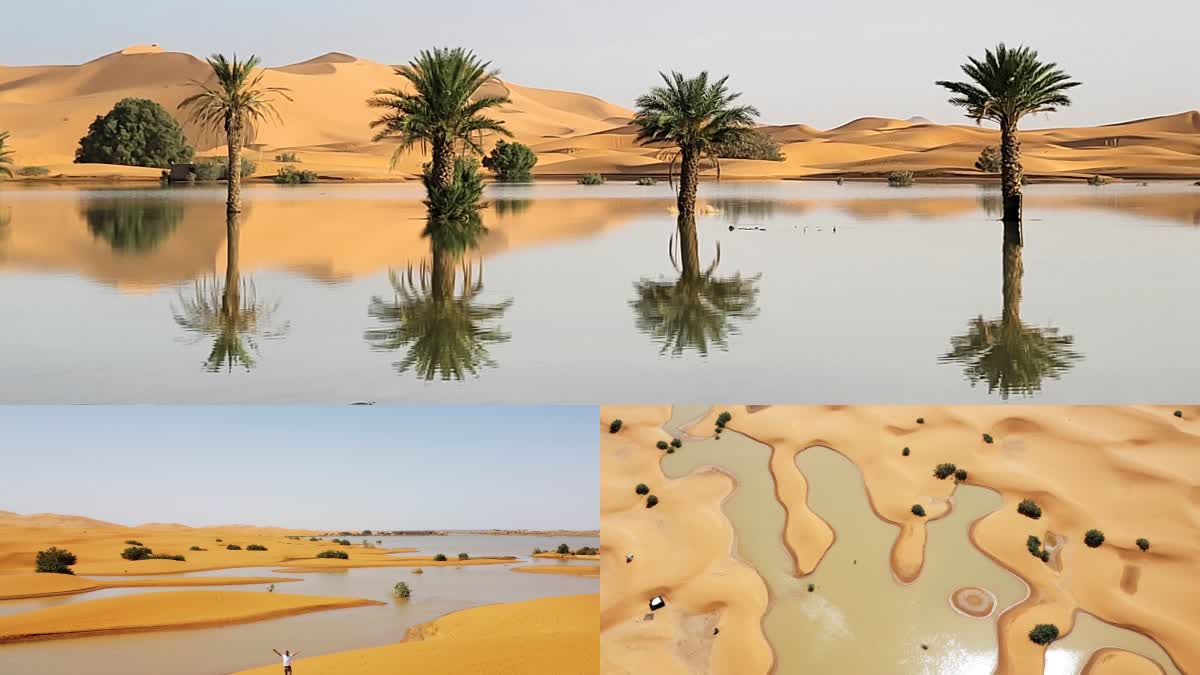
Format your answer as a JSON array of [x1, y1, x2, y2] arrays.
[[512, 565, 600, 577], [601, 405, 1200, 675], [0, 573, 299, 601], [233, 594, 599, 675], [1082, 648, 1168, 675], [532, 552, 601, 561]]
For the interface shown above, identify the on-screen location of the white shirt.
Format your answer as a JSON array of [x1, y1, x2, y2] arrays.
[[282, 654, 292, 666]]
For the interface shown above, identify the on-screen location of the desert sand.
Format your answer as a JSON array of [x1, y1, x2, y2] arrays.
[[512, 565, 600, 577], [600, 405, 1200, 675], [2, 46, 1199, 182], [232, 593, 598, 675], [0, 573, 300, 600]]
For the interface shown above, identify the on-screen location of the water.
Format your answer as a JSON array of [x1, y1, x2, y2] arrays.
[[0, 535, 597, 675], [2, 181, 1198, 403]]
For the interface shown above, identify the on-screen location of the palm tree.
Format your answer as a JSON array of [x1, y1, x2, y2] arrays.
[[633, 72, 758, 280], [368, 47, 511, 191], [0, 131, 14, 178], [178, 54, 292, 213], [940, 239, 1081, 398], [936, 44, 1080, 238]]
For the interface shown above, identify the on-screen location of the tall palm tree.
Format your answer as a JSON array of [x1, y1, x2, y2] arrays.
[[368, 47, 511, 191], [178, 54, 292, 214], [0, 131, 14, 178], [936, 44, 1080, 238], [633, 72, 758, 280], [940, 239, 1081, 398]]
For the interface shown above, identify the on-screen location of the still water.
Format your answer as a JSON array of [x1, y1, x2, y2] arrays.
[[0, 535, 598, 675], [1, 181, 1198, 403]]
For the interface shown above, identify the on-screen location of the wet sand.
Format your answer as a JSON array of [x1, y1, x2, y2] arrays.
[[512, 565, 600, 577]]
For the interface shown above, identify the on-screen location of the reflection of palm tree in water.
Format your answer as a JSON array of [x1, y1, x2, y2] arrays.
[[173, 213, 288, 372], [941, 239, 1081, 398], [631, 238, 760, 356], [0, 206, 10, 263], [365, 245, 512, 380]]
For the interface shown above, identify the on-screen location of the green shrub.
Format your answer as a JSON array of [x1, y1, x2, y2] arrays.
[[17, 166, 49, 177], [189, 546, 205, 551], [609, 419, 623, 433], [194, 157, 256, 181], [274, 152, 300, 162], [1136, 538, 1150, 552], [458, 553, 470, 560], [911, 504, 926, 517], [933, 463, 957, 480], [646, 495, 659, 508], [1029, 624, 1060, 645], [574, 546, 598, 556], [333, 538, 351, 546], [393, 581, 412, 598], [1017, 499, 1042, 519], [670, 438, 682, 449], [902, 447, 910, 457], [982, 433, 994, 444], [714, 129, 785, 161], [273, 165, 317, 184], [1084, 529, 1105, 548], [35, 547, 78, 575], [635, 177, 657, 186], [656, 441, 669, 450], [246, 544, 268, 551], [434, 553, 448, 561], [887, 171, 914, 187], [557, 544, 571, 555], [121, 546, 154, 561], [316, 550, 349, 559], [482, 140, 538, 181], [1087, 174, 1111, 186], [975, 145, 1001, 172], [1026, 535, 1044, 558], [916, 417, 925, 424], [532, 548, 545, 554], [1174, 410, 1183, 418], [955, 468, 968, 481], [636, 483, 650, 495], [75, 98, 193, 168], [666, 448, 675, 454], [309, 537, 320, 541], [578, 173, 606, 185], [125, 540, 143, 546], [716, 411, 733, 428], [226, 544, 242, 551], [149, 554, 186, 561]]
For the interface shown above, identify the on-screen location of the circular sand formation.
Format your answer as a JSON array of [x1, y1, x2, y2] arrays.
[[950, 586, 997, 618]]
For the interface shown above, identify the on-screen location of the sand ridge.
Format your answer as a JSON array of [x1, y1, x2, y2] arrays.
[[511, 565, 599, 577]]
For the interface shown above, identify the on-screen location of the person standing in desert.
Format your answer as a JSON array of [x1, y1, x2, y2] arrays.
[[272, 649, 300, 674]]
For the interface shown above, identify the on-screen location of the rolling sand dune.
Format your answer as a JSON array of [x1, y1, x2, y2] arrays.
[[2, 47, 1198, 181], [601, 405, 1200, 675], [512, 565, 600, 577]]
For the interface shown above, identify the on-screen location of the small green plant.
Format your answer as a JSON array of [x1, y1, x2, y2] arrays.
[[1084, 529, 1105, 548], [636, 483, 650, 495], [635, 177, 657, 186], [273, 165, 318, 184], [982, 433, 994, 444], [274, 152, 300, 162], [887, 171, 914, 187], [646, 495, 659, 508], [149, 554, 186, 562], [226, 544, 242, 551], [1017, 499, 1042, 519], [1087, 174, 1111, 186], [125, 540, 143, 546], [1027, 535, 1045, 559], [434, 553, 448, 562], [975, 145, 1001, 172], [670, 438, 682, 449], [482, 139, 538, 181], [716, 411, 733, 428], [574, 546, 598, 556], [911, 504, 926, 517], [902, 447, 911, 457], [35, 547, 78, 575], [1174, 410, 1183, 418], [666, 448, 675, 454], [933, 463, 957, 480], [954, 468, 968, 481], [246, 544, 268, 551], [532, 548, 545, 554], [458, 553, 470, 560], [121, 546, 154, 561], [393, 581, 412, 598], [17, 166, 49, 177], [316, 550, 349, 559], [807, 583, 815, 592], [578, 173, 606, 185], [916, 417, 925, 424], [334, 538, 352, 546], [189, 546, 205, 551], [656, 440, 669, 450], [609, 419, 623, 433], [557, 544, 571, 555], [1029, 624, 1060, 645], [1136, 538, 1150, 552]]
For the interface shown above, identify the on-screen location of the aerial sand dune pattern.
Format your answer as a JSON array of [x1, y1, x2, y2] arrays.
[[600, 405, 1199, 674], [2, 45, 1200, 181]]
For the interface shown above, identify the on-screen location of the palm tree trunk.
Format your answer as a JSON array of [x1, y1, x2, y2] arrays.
[[676, 147, 701, 281], [431, 137, 455, 193], [222, 212, 241, 316], [227, 117, 244, 213], [430, 243, 457, 303], [1001, 237, 1023, 328], [1000, 121, 1023, 242]]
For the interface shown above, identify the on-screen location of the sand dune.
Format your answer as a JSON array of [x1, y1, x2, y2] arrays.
[[0, 573, 299, 601], [512, 565, 600, 577], [601, 405, 1200, 674], [2, 47, 1198, 181]]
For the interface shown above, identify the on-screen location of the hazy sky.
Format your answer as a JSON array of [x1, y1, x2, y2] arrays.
[[4, 0, 1197, 128], [0, 406, 598, 531]]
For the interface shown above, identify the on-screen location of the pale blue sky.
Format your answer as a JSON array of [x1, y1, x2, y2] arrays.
[[4, 0, 1197, 128], [0, 406, 598, 530]]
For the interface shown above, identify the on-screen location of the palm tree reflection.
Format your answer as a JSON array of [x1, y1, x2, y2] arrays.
[[631, 238, 760, 356], [940, 239, 1081, 398]]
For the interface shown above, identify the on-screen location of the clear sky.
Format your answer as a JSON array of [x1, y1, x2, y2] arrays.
[[0, 406, 598, 531], [4, 0, 1197, 128]]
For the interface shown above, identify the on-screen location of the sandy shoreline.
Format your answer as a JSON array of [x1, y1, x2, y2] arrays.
[[512, 564, 599, 577]]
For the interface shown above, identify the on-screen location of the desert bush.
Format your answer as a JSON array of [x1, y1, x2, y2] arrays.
[[189, 546, 205, 551], [274, 152, 300, 162], [609, 419, 623, 433], [17, 166, 49, 177], [1136, 538, 1150, 552], [975, 145, 1001, 172], [646, 495, 659, 508], [1017, 499, 1042, 519], [1084, 529, 1105, 548], [482, 140, 538, 181], [670, 438, 682, 449], [716, 411, 733, 428], [125, 540, 143, 546], [557, 544, 571, 555], [1029, 624, 1060, 645], [656, 440, 669, 450], [1026, 535, 1044, 558], [316, 550, 349, 559], [916, 417, 925, 424], [246, 544, 268, 551], [887, 171, 914, 187], [194, 157, 256, 181], [902, 447, 911, 457], [636, 483, 650, 495], [149, 554, 186, 561], [122, 546, 154, 561], [911, 504, 926, 517], [309, 537, 320, 541], [273, 165, 317, 184], [35, 547, 78, 575], [636, 177, 657, 186], [1174, 410, 1183, 418], [532, 548, 545, 554], [955, 468, 968, 481], [1087, 174, 1111, 186], [393, 581, 412, 598], [714, 129, 785, 161], [458, 553, 470, 560], [933, 463, 957, 480], [75, 98, 193, 168], [434, 554, 448, 561], [333, 538, 351, 546], [982, 433, 994, 444], [574, 546, 598, 556], [226, 544, 242, 551], [578, 173, 606, 185]]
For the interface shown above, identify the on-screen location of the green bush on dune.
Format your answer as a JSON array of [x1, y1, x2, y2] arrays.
[[954, 468, 968, 481], [273, 165, 317, 184], [557, 544, 571, 555], [578, 173, 606, 185], [933, 463, 957, 480], [1017, 499, 1042, 519], [189, 546, 205, 551], [434, 554, 448, 562], [911, 504, 926, 517], [125, 540, 143, 546], [646, 495, 659, 508], [35, 547, 78, 575], [316, 550, 349, 559], [458, 553, 470, 560], [149, 554, 186, 561], [1029, 624, 1060, 645], [246, 544, 268, 551], [482, 140, 538, 181], [75, 97, 193, 168], [1084, 529, 1105, 548], [609, 419, 623, 433], [226, 544, 242, 551], [274, 152, 300, 162], [636, 483, 650, 495], [1136, 538, 1150, 552], [574, 547, 598, 556], [121, 546, 154, 561], [656, 440, 669, 450]]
